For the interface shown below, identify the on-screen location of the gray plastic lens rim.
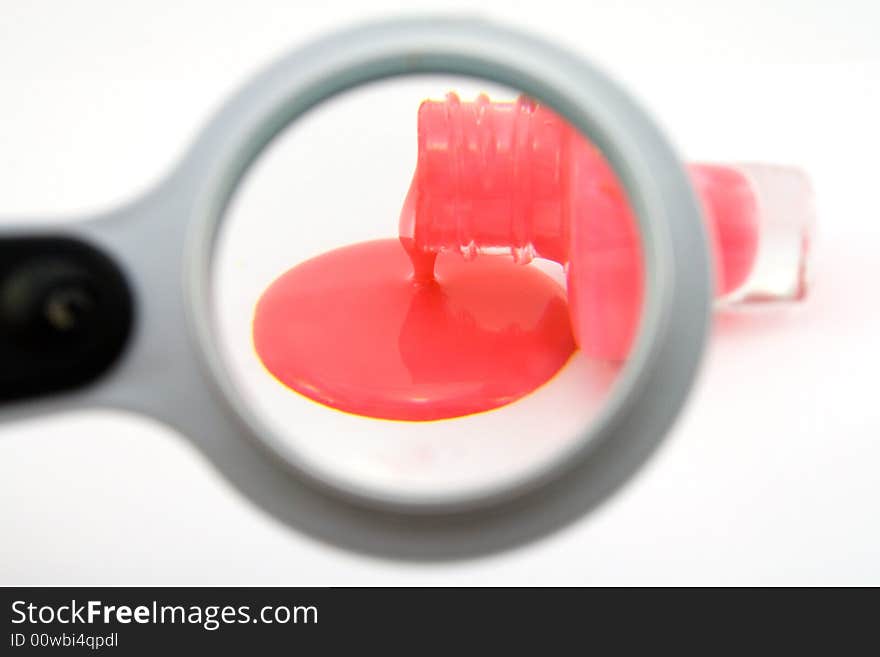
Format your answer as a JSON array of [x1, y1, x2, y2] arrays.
[[184, 17, 712, 513]]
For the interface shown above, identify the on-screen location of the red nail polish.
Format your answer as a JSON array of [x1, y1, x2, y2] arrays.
[[253, 92, 812, 420]]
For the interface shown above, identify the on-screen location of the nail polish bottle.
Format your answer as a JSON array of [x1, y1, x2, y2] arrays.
[[400, 93, 813, 360]]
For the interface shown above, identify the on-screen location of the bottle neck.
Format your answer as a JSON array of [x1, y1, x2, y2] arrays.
[[399, 93, 573, 267]]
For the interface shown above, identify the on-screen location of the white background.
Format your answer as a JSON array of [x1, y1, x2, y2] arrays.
[[1, 0, 878, 585]]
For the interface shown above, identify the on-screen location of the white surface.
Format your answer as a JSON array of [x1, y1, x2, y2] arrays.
[[1, 0, 879, 585]]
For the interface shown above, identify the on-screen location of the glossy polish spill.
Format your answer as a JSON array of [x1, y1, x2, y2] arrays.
[[252, 93, 771, 421], [253, 239, 575, 421]]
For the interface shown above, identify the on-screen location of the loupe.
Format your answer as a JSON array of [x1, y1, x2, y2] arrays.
[[0, 18, 810, 558]]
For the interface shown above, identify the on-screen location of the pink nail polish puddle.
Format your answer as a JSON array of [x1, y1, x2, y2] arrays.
[[253, 239, 574, 421], [254, 93, 802, 422]]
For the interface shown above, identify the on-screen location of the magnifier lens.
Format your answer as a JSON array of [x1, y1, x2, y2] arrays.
[[210, 74, 648, 507]]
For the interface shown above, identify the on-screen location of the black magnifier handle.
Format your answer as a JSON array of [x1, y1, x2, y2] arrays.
[[0, 236, 134, 402]]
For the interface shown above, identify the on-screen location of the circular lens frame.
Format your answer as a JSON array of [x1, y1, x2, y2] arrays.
[[180, 18, 711, 518]]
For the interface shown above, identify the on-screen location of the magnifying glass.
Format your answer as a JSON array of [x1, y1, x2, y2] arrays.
[[0, 18, 811, 558]]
